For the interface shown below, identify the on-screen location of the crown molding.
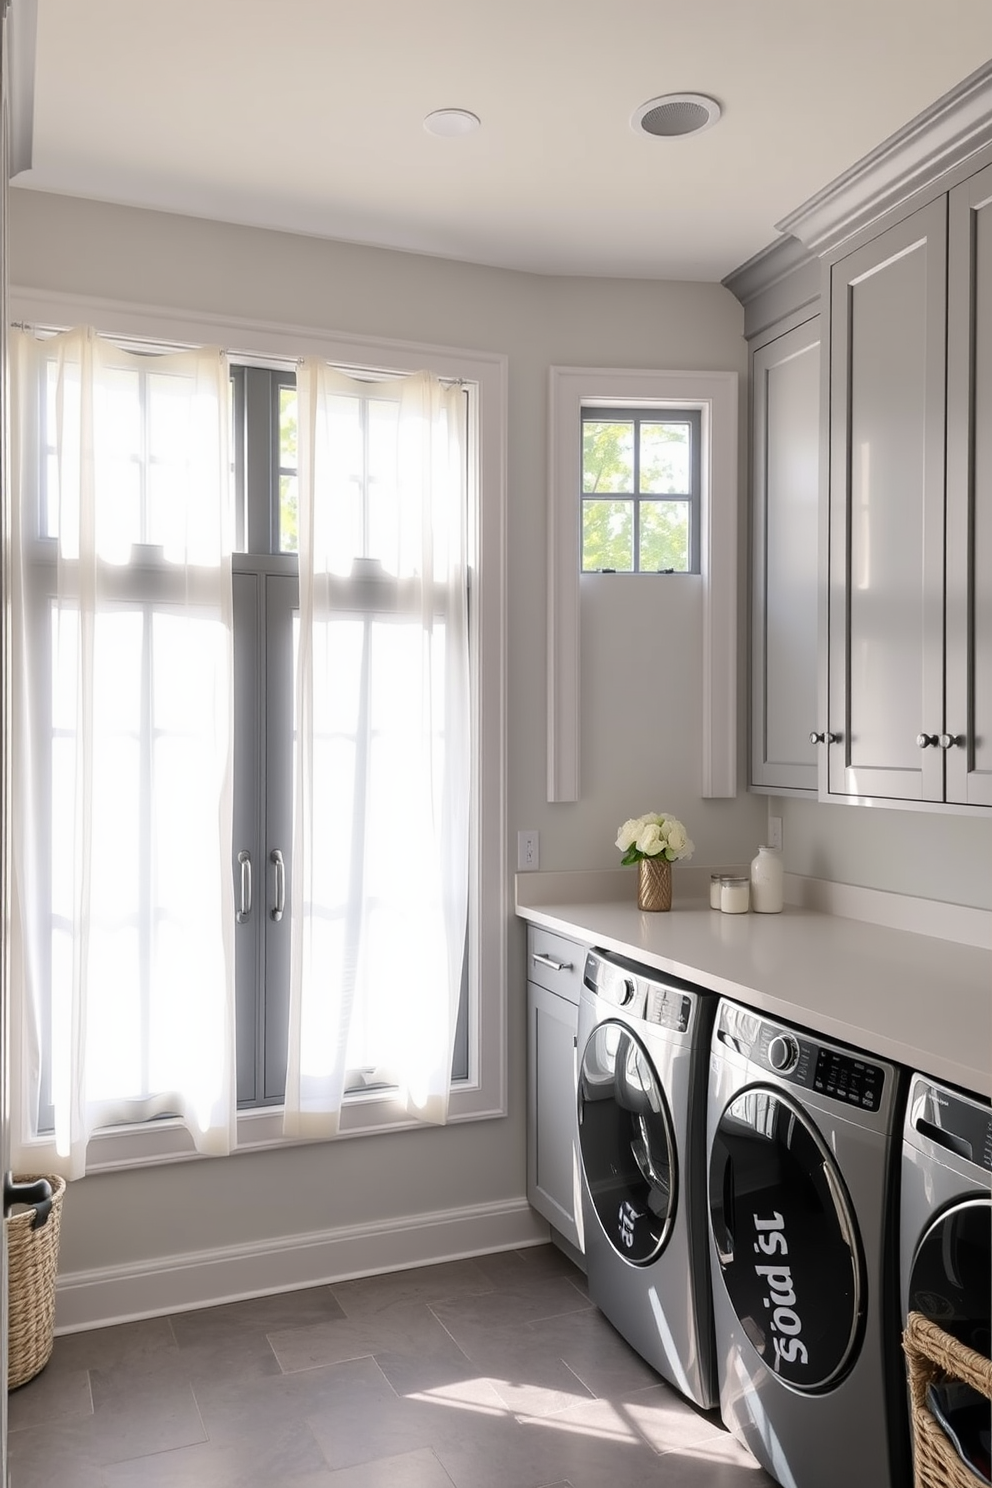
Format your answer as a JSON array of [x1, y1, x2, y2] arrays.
[[722, 233, 815, 305], [777, 60, 992, 257]]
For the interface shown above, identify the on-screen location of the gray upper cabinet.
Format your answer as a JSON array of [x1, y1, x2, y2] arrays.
[[946, 162, 992, 807], [825, 198, 949, 804], [750, 316, 821, 793], [739, 68, 992, 814]]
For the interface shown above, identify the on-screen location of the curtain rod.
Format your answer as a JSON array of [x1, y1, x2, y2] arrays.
[[9, 323, 466, 386]]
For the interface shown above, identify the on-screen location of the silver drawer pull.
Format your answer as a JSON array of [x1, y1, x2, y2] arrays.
[[236, 851, 252, 924], [532, 952, 572, 972]]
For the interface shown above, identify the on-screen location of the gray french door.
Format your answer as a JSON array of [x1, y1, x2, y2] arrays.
[[233, 564, 297, 1107]]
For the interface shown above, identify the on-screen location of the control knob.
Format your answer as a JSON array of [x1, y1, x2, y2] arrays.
[[767, 1033, 799, 1074], [617, 977, 636, 1007]]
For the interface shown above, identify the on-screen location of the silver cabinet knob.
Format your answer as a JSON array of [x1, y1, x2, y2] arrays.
[[916, 733, 940, 749], [938, 734, 959, 749], [809, 731, 839, 745]]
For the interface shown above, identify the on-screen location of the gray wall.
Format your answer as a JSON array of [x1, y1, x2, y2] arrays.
[[776, 794, 991, 910], [11, 189, 984, 1285], [9, 189, 765, 1278]]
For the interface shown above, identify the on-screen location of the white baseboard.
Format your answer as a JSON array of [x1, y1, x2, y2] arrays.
[[54, 1197, 550, 1334]]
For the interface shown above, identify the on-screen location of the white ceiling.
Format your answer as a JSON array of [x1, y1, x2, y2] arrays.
[[13, 0, 992, 281]]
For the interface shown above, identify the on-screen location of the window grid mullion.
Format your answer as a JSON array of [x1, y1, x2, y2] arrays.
[[138, 601, 154, 1097], [138, 369, 150, 545], [632, 410, 642, 572]]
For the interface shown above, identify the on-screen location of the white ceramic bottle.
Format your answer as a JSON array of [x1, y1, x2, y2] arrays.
[[750, 845, 784, 913]]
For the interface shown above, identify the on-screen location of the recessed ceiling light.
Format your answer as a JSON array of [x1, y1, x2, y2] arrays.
[[632, 93, 722, 138], [424, 109, 481, 137]]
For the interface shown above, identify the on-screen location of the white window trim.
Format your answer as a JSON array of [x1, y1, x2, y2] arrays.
[[11, 286, 508, 1171], [548, 365, 739, 803]]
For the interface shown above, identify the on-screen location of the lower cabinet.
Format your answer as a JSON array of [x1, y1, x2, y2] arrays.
[[526, 925, 585, 1255]]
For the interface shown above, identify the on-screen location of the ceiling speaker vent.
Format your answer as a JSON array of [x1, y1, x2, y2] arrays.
[[633, 93, 722, 138]]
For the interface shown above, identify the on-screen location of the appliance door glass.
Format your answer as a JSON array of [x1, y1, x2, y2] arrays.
[[908, 1197, 991, 1357], [709, 1086, 864, 1390], [578, 1020, 677, 1265]]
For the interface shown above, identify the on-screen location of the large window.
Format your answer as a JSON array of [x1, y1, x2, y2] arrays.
[[10, 317, 505, 1175]]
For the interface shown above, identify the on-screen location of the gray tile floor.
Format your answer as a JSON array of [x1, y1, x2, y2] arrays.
[[8, 1244, 777, 1488]]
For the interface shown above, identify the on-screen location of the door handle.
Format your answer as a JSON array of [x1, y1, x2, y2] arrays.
[[270, 849, 286, 922], [236, 851, 252, 923], [916, 733, 940, 749]]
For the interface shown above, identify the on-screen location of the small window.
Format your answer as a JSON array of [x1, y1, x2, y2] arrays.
[[581, 406, 701, 573]]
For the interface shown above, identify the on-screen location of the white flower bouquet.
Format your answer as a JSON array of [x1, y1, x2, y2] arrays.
[[616, 811, 694, 865]]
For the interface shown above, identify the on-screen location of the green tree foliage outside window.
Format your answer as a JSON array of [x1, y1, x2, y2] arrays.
[[582, 411, 697, 573], [279, 386, 299, 553]]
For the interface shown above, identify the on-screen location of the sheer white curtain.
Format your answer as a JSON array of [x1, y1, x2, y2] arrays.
[[284, 363, 470, 1138], [9, 327, 237, 1179]]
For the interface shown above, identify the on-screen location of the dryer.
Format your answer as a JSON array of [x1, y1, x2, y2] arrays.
[[706, 998, 908, 1488], [900, 1074, 991, 1351], [576, 948, 716, 1409]]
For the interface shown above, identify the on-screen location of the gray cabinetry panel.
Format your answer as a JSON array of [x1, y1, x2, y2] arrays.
[[827, 199, 947, 802], [750, 317, 820, 792], [525, 926, 584, 1252], [527, 982, 581, 1247], [947, 162, 992, 806]]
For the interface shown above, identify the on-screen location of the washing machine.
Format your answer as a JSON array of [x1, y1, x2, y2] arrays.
[[576, 947, 716, 1410], [706, 998, 908, 1488], [900, 1072, 991, 1347]]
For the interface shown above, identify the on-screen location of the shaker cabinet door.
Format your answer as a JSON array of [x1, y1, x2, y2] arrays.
[[750, 317, 821, 793], [827, 199, 947, 803], [527, 979, 583, 1252], [946, 162, 992, 807]]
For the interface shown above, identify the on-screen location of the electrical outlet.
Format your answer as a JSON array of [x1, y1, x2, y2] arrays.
[[517, 830, 539, 871], [767, 815, 783, 852]]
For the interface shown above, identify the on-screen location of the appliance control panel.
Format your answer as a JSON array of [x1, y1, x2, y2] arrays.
[[914, 1081, 992, 1172], [583, 949, 696, 1033], [645, 988, 691, 1033], [753, 1023, 885, 1112]]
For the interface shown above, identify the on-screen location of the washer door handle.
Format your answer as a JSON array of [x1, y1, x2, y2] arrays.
[[712, 1150, 735, 1265]]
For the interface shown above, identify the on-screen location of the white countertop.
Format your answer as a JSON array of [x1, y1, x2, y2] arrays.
[[515, 869, 992, 1098]]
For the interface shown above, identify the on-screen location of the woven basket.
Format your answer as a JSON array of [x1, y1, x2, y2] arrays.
[[6, 1174, 66, 1390], [903, 1310, 992, 1488]]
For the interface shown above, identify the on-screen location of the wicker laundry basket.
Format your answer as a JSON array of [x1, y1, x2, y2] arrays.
[[903, 1310, 992, 1488], [6, 1174, 66, 1390]]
